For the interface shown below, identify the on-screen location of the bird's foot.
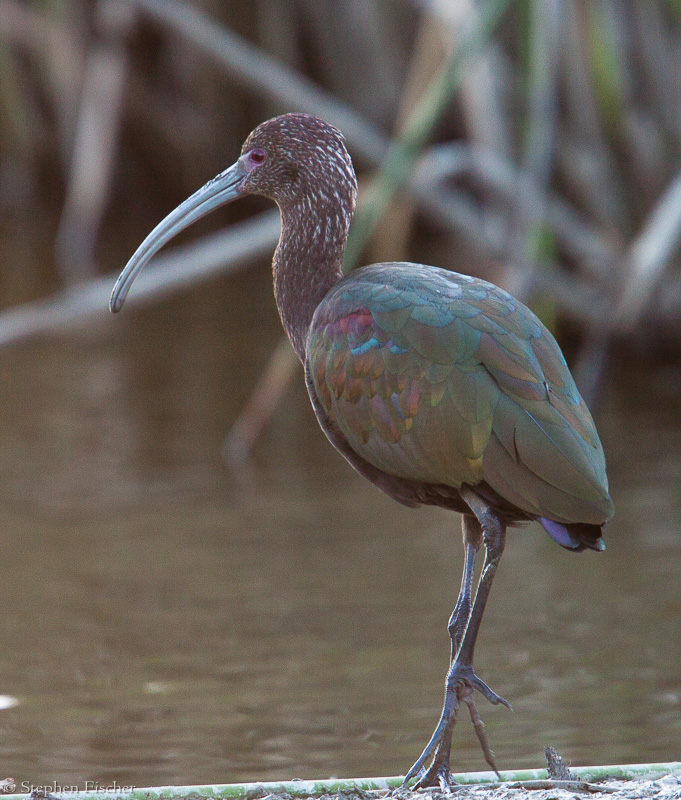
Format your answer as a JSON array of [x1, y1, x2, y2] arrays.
[[409, 728, 456, 792], [412, 756, 458, 793], [402, 663, 511, 789], [412, 764, 458, 793]]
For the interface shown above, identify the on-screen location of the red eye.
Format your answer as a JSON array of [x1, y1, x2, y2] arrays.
[[250, 148, 266, 163]]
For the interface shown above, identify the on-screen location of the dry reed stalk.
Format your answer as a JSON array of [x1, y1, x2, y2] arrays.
[[55, 0, 136, 282]]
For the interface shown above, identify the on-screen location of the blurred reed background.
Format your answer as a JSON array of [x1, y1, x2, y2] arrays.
[[0, 0, 680, 787], [1, 0, 681, 413]]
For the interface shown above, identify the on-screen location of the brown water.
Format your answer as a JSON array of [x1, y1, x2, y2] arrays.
[[0, 260, 679, 789]]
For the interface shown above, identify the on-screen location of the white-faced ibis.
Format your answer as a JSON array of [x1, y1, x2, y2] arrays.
[[111, 114, 614, 789]]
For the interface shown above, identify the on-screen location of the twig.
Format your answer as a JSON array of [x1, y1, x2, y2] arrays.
[[506, 779, 619, 793], [545, 745, 576, 780]]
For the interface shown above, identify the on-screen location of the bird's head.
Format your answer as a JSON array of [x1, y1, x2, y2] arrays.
[[109, 113, 356, 313], [239, 114, 356, 209]]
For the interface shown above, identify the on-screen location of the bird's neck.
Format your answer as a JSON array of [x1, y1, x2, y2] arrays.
[[273, 197, 350, 362]]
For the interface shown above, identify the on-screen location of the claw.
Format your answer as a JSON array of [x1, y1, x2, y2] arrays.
[[437, 769, 457, 794], [467, 673, 512, 709], [402, 756, 426, 787], [415, 765, 457, 793], [418, 762, 458, 792], [405, 664, 509, 788]]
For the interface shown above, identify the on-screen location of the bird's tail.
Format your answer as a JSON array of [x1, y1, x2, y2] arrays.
[[539, 518, 606, 552]]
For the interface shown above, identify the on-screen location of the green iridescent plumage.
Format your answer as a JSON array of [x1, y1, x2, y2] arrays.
[[308, 262, 613, 527]]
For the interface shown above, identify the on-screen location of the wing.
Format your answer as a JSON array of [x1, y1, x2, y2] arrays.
[[307, 262, 613, 525]]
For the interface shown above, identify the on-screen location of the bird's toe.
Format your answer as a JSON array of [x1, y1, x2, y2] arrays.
[[448, 662, 511, 709]]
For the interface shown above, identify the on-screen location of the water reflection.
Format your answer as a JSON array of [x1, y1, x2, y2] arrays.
[[0, 266, 679, 787]]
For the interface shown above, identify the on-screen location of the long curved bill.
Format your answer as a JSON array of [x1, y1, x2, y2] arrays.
[[110, 159, 249, 313]]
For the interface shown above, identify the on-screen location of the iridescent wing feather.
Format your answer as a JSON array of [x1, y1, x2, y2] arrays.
[[307, 263, 613, 525]]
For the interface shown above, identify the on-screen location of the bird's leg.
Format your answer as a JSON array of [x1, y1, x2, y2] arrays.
[[452, 491, 507, 695], [404, 492, 509, 789], [448, 516, 482, 660], [411, 518, 481, 790]]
